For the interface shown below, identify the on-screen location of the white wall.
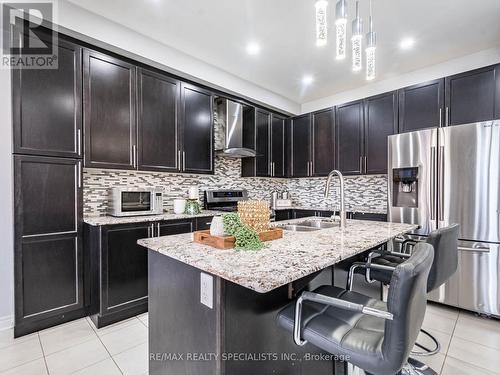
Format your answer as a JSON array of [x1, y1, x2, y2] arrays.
[[0, 68, 14, 331], [54, 2, 300, 115], [301, 47, 500, 114]]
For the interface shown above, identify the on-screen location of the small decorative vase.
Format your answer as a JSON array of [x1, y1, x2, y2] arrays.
[[209, 216, 225, 236], [185, 199, 201, 215]]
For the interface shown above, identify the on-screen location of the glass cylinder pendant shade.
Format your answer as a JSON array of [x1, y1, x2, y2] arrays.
[[366, 30, 376, 80], [335, 0, 347, 59], [315, 0, 328, 47], [351, 1, 363, 72]]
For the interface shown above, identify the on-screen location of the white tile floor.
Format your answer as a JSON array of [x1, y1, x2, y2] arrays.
[[0, 304, 499, 374]]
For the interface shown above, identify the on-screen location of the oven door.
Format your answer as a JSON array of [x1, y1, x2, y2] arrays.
[[119, 191, 154, 216]]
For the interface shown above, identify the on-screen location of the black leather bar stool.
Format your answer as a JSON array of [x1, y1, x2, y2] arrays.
[[348, 224, 459, 374], [277, 243, 434, 375]]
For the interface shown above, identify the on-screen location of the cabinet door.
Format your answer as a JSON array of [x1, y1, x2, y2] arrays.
[[292, 210, 317, 219], [336, 101, 364, 175], [445, 65, 500, 126], [398, 79, 444, 132], [102, 224, 150, 313], [181, 84, 214, 174], [158, 220, 194, 236], [14, 155, 83, 335], [311, 108, 335, 176], [364, 92, 398, 174], [255, 109, 271, 176], [13, 33, 82, 158], [290, 114, 312, 177], [137, 68, 180, 172], [271, 114, 286, 177], [195, 217, 214, 231], [83, 50, 136, 169]]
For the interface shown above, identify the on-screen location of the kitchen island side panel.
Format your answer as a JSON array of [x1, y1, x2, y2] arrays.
[[148, 250, 221, 375]]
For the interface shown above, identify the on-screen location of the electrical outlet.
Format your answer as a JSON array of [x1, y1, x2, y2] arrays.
[[200, 273, 213, 309]]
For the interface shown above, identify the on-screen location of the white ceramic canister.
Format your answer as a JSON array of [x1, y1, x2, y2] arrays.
[[173, 199, 187, 214]]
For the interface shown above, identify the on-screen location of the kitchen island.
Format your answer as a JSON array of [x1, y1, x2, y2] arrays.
[[138, 219, 417, 375]]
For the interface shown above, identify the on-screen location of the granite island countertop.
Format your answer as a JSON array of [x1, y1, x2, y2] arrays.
[[84, 210, 223, 226], [138, 218, 417, 293]]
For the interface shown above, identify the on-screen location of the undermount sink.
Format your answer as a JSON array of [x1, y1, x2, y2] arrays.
[[280, 219, 341, 232], [281, 224, 321, 232], [295, 219, 340, 229]]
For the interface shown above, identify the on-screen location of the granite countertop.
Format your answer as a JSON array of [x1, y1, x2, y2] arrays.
[[273, 205, 387, 215], [83, 210, 223, 226], [138, 218, 417, 293]]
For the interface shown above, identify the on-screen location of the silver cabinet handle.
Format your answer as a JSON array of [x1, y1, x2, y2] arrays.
[[157, 222, 160, 237], [178, 150, 181, 171], [359, 156, 363, 173], [306, 162, 310, 177], [445, 107, 449, 126], [182, 151, 186, 171], [77, 129, 82, 156], [132, 145, 137, 168], [269, 162, 272, 176], [272, 162, 276, 177], [364, 156, 367, 173], [439, 108, 442, 127], [77, 161, 82, 188], [309, 161, 313, 176], [147, 224, 152, 238]]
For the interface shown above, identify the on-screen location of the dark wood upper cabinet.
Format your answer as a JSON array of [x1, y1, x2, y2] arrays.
[[255, 109, 271, 177], [13, 34, 82, 158], [290, 114, 312, 177], [445, 65, 500, 126], [83, 50, 136, 170], [398, 79, 444, 133], [311, 108, 335, 176], [137, 68, 180, 172], [336, 100, 364, 175], [363, 92, 398, 174], [271, 114, 286, 177], [180, 83, 214, 174]]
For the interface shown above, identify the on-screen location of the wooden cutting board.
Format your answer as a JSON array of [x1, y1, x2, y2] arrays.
[[193, 228, 283, 250]]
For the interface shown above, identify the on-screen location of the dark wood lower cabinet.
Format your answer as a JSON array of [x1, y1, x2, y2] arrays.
[[87, 219, 195, 328], [14, 155, 84, 338]]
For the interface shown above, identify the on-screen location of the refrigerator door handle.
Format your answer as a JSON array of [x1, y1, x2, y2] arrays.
[[458, 245, 490, 253], [430, 147, 437, 222], [438, 145, 445, 224]]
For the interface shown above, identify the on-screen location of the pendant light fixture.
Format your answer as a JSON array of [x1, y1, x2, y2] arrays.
[[365, 0, 376, 80], [315, 0, 328, 47], [335, 0, 347, 59], [351, 1, 363, 72]]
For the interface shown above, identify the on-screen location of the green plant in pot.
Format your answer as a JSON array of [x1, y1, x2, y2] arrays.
[[222, 213, 263, 251]]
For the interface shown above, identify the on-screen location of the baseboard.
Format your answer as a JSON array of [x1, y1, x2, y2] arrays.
[[0, 314, 14, 331]]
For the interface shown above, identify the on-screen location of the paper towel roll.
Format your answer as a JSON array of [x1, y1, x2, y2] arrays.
[[188, 186, 199, 199]]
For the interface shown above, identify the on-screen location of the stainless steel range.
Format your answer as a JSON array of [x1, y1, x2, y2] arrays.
[[388, 121, 500, 317], [204, 189, 248, 212]]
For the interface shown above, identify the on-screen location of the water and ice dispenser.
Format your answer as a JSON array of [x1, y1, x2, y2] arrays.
[[392, 167, 418, 208]]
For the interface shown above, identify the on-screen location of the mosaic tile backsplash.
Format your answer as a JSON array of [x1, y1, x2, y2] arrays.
[[83, 156, 387, 216]]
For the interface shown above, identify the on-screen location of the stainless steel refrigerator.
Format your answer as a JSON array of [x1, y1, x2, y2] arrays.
[[388, 121, 500, 317]]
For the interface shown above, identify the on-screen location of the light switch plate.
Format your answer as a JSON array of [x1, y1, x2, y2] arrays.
[[200, 273, 213, 309]]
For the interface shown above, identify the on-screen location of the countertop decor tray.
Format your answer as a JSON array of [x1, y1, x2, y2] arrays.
[[193, 228, 283, 250]]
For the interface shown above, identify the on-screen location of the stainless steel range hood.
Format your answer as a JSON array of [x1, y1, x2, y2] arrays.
[[214, 98, 256, 158]]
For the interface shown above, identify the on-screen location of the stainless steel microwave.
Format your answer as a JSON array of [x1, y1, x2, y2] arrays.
[[108, 188, 164, 217]]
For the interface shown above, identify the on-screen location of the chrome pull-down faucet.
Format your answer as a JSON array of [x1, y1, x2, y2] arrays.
[[324, 170, 346, 228]]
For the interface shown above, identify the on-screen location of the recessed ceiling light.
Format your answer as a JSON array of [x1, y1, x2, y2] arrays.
[[400, 37, 415, 50], [302, 75, 314, 85], [246, 42, 261, 55]]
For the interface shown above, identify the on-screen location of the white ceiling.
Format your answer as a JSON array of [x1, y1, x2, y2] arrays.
[[66, 0, 500, 104]]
